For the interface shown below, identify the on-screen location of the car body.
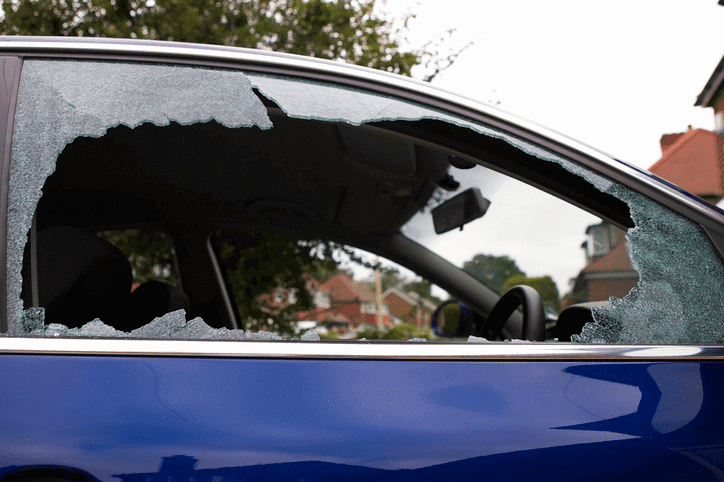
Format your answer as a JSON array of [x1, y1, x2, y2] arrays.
[[1, 37, 724, 481]]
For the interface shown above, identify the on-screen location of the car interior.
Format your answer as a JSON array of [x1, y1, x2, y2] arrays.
[[17, 91, 634, 341]]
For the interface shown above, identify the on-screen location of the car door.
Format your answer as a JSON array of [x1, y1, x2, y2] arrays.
[[1, 40, 724, 482]]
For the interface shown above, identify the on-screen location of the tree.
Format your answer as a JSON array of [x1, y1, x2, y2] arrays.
[[216, 231, 339, 334], [356, 322, 432, 340], [500, 274, 561, 313], [98, 228, 179, 287], [0, 0, 457, 79], [401, 278, 441, 308], [369, 267, 405, 293], [403, 278, 431, 298], [462, 254, 525, 293], [5, 0, 465, 333]]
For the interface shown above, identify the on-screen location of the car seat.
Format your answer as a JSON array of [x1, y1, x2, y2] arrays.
[[125, 280, 192, 331], [21, 225, 133, 329]]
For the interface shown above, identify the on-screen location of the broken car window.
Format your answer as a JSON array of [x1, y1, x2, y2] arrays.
[[6, 59, 724, 343]]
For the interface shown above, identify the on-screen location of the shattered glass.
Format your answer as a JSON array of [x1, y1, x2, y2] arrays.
[[246, 74, 480, 127], [239, 77, 724, 344], [6, 60, 271, 335], [6, 60, 724, 343], [24, 309, 279, 340], [571, 190, 724, 344]]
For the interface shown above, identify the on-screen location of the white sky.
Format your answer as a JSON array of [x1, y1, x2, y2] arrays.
[[348, 0, 724, 299], [384, 0, 724, 170], [6, 2, 723, 300]]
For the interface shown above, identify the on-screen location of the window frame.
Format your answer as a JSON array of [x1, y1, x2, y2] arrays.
[[1, 40, 723, 357]]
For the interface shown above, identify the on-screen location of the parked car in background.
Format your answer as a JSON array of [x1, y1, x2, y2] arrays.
[[1, 37, 724, 481]]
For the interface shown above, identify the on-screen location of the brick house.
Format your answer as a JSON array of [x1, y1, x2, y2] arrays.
[[292, 277, 353, 331], [319, 273, 392, 328], [382, 286, 437, 326], [649, 127, 721, 204], [569, 223, 638, 305], [569, 127, 719, 306], [258, 273, 394, 330], [695, 51, 724, 204], [257, 274, 343, 326]]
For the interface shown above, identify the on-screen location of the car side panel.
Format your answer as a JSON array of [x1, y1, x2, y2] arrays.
[[1, 355, 723, 481]]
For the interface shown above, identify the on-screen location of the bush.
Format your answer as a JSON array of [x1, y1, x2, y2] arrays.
[[441, 303, 460, 336], [356, 323, 432, 340]]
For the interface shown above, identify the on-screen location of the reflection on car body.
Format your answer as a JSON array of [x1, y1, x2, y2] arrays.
[[1, 37, 724, 481]]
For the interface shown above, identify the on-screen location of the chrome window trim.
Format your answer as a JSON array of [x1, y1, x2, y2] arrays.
[[3, 39, 724, 340], [1, 38, 721, 228], [0, 338, 721, 360], [2, 37, 721, 233]]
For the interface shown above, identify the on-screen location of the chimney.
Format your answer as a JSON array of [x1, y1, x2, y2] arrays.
[[660, 132, 685, 153]]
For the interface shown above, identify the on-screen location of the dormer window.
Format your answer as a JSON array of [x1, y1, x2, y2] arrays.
[[586, 222, 617, 258]]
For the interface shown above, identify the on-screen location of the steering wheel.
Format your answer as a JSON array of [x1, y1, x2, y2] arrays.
[[479, 285, 545, 341]]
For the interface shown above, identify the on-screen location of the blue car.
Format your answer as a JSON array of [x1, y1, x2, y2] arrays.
[[1, 37, 724, 481]]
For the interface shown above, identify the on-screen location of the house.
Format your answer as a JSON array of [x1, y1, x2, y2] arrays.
[[649, 127, 720, 203], [293, 278, 352, 332], [695, 51, 724, 204], [258, 275, 333, 323], [382, 286, 437, 326], [569, 127, 718, 306], [568, 44, 724, 305], [320, 273, 392, 327], [568, 222, 638, 306], [257, 272, 396, 331]]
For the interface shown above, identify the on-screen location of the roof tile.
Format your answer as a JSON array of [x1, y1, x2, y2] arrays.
[[649, 129, 719, 198]]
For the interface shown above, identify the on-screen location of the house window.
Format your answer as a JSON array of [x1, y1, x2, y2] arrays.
[[314, 291, 330, 309], [273, 289, 285, 304], [586, 223, 616, 257], [361, 301, 376, 314]]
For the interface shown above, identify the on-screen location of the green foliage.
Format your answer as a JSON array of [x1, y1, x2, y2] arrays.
[[307, 263, 351, 284], [440, 301, 460, 336], [462, 254, 525, 293], [318, 330, 339, 339], [216, 230, 338, 334], [500, 274, 561, 313], [404, 278, 431, 298], [0, 0, 438, 77], [98, 229, 179, 286], [356, 322, 432, 340], [378, 267, 404, 293], [5, 0, 469, 334]]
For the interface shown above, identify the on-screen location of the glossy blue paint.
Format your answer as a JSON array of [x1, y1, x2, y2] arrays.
[[1, 355, 723, 481]]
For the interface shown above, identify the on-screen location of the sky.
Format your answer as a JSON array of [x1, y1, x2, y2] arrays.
[[255, 1, 723, 300], [344, 0, 724, 298], [383, 0, 724, 170], [4, 1, 724, 299]]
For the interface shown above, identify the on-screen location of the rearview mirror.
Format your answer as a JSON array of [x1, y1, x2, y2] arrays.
[[432, 188, 490, 234]]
